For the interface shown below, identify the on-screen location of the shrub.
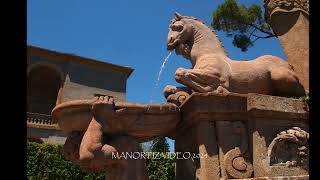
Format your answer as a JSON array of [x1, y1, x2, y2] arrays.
[[27, 141, 176, 180], [27, 141, 104, 180]]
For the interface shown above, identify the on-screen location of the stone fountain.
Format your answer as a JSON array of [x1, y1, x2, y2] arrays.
[[53, 12, 309, 180]]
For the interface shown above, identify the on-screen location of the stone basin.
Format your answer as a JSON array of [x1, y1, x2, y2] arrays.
[[52, 99, 181, 142]]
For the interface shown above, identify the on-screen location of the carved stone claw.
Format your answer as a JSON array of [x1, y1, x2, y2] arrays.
[[163, 85, 179, 98], [167, 91, 190, 106]]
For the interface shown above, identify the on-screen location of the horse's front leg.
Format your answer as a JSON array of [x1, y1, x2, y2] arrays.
[[175, 68, 230, 94], [175, 68, 217, 93]]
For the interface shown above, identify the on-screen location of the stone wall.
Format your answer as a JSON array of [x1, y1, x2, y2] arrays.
[[27, 46, 132, 145], [27, 55, 128, 102], [27, 127, 66, 144]]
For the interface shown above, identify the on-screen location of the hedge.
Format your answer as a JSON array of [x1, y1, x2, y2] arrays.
[[27, 141, 175, 180]]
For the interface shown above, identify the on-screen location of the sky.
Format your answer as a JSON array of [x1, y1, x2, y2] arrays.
[[28, 0, 286, 152]]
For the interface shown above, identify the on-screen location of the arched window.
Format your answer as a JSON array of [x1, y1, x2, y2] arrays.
[[27, 63, 64, 115]]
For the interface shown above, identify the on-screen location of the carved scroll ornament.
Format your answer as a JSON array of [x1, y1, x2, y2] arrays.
[[267, 127, 309, 170], [224, 147, 253, 178]]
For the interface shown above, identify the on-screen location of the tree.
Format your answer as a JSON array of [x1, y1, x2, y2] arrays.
[[151, 136, 169, 152], [211, 0, 275, 51]]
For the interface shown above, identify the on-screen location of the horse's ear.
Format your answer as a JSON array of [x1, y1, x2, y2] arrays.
[[174, 12, 182, 20]]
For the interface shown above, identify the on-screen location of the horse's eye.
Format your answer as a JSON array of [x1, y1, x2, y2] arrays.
[[172, 25, 183, 32]]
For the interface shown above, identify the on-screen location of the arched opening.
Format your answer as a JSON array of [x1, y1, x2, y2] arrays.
[[27, 63, 63, 115]]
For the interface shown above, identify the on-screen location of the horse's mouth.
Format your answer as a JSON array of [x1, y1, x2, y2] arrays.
[[167, 39, 179, 51]]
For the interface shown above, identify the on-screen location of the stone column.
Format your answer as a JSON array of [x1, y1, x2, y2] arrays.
[[174, 121, 220, 180], [194, 122, 220, 180], [264, 0, 309, 91], [175, 130, 196, 180]]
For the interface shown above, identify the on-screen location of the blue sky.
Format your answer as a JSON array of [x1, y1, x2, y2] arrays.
[[28, 0, 286, 151]]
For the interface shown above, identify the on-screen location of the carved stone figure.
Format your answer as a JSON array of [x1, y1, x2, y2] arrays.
[[267, 127, 309, 170], [264, 0, 309, 92], [54, 95, 181, 180], [60, 96, 148, 180], [164, 12, 305, 104], [264, 0, 309, 21]]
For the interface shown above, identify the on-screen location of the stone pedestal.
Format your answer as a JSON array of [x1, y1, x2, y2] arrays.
[[247, 94, 309, 177], [174, 122, 220, 180], [264, 0, 309, 91], [170, 92, 309, 180]]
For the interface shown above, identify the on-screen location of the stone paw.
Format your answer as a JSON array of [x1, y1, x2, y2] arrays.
[[167, 91, 190, 106], [91, 96, 115, 118], [163, 85, 178, 98]]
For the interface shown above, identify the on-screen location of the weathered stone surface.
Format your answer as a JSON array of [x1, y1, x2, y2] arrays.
[[170, 92, 247, 137], [224, 147, 253, 179], [27, 45, 133, 104], [264, 0, 309, 91], [163, 85, 191, 106], [164, 12, 305, 104], [194, 122, 220, 180], [217, 121, 253, 179], [52, 98, 180, 142], [238, 175, 309, 180], [250, 121, 309, 177], [264, 0, 309, 20], [247, 93, 309, 120], [175, 129, 196, 180], [170, 92, 309, 179], [27, 127, 66, 144], [247, 93, 309, 177], [54, 96, 180, 179], [174, 121, 221, 180], [268, 127, 308, 169]]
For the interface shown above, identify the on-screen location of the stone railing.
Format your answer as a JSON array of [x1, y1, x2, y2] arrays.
[[27, 112, 53, 125]]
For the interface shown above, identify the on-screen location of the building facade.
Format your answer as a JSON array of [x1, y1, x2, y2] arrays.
[[27, 45, 133, 144]]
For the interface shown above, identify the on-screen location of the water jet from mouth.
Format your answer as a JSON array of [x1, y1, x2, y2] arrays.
[[149, 51, 173, 108]]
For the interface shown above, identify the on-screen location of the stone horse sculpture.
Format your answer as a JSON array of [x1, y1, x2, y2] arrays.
[[164, 12, 305, 104]]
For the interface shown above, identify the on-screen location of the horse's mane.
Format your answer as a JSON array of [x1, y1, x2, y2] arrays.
[[171, 15, 228, 57]]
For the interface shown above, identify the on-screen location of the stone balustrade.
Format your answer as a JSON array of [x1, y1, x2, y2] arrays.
[[27, 112, 60, 130]]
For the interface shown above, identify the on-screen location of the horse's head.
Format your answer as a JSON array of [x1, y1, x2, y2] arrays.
[[167, 12, 194, 54]]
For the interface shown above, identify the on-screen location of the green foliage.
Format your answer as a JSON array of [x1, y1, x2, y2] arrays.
[[146, 153, 175, 180], [290, 95, 309, 104], [211, 0, 274, 51], [151, 136, 170, 152], [27, 140, 176, 180], [232, 34, 253, 51], [286, 94, 309, 107], [27, 140, 105, 180], [300, 95, 309, 101]]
